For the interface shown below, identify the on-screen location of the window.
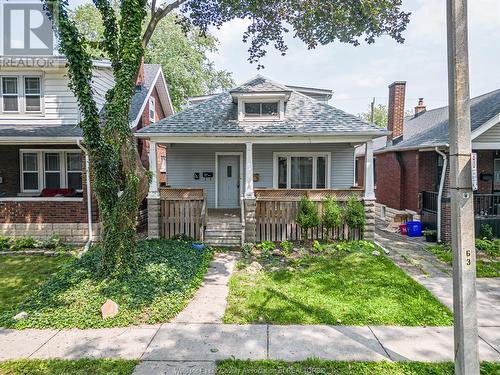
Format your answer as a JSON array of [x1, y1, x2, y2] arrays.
[[1, 75, 42, 114], [494, 158, 500, 191], [436, 154, 444, 191], [2, 77, 19, 112], [160, 156, 167, 173], [44, 153, 61, 189], [20, 150, 83, 193], [274, 153, 329, 189], [149, 97, 156, 123], [22, 153, 39, 191], [24, 77, 41, 112], [67, 153, 83, 190], [244, 102, 279, 118]]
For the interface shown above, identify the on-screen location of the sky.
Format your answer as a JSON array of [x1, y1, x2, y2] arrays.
[[70, 0, 500, 115]]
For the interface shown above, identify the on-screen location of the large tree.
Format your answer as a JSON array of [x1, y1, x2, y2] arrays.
[[43, 0, 410, 274], [70, 3, 233, 110]]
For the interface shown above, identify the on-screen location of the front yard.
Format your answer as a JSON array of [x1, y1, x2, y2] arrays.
[[224, 241, 453, 326], [0, 239, 212, 329]]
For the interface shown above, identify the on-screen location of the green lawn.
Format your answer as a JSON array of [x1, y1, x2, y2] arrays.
[[0, 239, 212, 329], [426, 244, 500, 278], [0, 359, 137, 375], [217, 359, 500, 375], [224, 243, 453, 326], [0, 255, 71, 314]]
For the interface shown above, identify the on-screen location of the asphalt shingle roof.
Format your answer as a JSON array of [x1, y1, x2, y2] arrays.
[[139, 76, 383, 136], [384, 88, 500, 150], [0, 64, 162, 139], [230, 75, 291, 93]]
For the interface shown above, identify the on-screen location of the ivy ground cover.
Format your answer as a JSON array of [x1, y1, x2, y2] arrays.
[[0, 240, 212, 329], [224, 241, 453, 326]]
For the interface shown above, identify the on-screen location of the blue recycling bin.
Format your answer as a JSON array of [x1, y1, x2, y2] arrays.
[[406, 221, 422, 237]]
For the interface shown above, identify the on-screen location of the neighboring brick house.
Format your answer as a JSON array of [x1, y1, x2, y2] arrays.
[[356, 81, 500, 242], [0, 58, 173, 242]]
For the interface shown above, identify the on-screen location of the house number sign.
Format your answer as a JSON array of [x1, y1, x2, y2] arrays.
[[465, 249, 472, 269]]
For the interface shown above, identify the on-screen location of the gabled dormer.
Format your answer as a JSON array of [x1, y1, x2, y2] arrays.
[[230, 75, 292, 122]]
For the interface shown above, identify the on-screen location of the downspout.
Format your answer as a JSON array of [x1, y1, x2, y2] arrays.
[[77, 140, 93, 253], [435, 147, 448, 243]]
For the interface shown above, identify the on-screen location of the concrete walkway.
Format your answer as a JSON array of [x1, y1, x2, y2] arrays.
[[172, 251, 238, 323], [1, 324, 499, 364]]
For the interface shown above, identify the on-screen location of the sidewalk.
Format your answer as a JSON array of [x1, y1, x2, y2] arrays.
[[1, 323, 499, 363]]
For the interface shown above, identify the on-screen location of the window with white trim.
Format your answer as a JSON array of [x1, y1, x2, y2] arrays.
[[149, 96, 156, 123], [160, 155, 167, 173], [20, 150, 83, 193], [275, 153, 330, 189], [244, 101, 279, 119], [2, 77, 19, 112], [24, 77, 41, 112], [1, 75, 42, 114], [22, 152, 39, 192]]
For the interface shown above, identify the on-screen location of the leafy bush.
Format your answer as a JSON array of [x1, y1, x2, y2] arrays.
[[296, 195, 320, 240], [322, 196, 344, 240], [242, 242, 255, 256], [475, 238, 500, 257], [344, 195, 365, 237], [11, 237, 36, 251], [280, 240, 293, 256], [312, 240, 324, 253], [0, 236, 12, 250], [480, 224, 494, 240]]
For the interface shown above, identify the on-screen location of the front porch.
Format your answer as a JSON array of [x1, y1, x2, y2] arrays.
[[146, 139, 377, 245]]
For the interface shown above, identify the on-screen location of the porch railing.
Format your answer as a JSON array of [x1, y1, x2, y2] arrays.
[[474, 194, 500, 217], [254, 188, 364, 242], [159, 188, 207, 240], [421, 191, 438, 213]]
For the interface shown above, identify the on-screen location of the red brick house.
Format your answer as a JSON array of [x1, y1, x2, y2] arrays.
[[357, 81, 500, 242], [0, 58, 173, 243]]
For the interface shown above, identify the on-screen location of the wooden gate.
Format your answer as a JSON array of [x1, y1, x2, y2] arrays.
[[160, 188, 207, 240]]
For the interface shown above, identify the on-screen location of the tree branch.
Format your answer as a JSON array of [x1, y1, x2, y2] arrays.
[[92, 0, 120, 69], [143, 0, 187, 46]]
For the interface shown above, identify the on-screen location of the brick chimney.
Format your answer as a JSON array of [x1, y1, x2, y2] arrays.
[[387, 81, 406, 142], [414, 97, 426, 115], [136, 58, 145, 87]]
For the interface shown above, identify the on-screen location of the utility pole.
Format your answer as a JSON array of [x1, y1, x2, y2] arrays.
[[446, 0, 479, 373], [370, 97, 375, 124]]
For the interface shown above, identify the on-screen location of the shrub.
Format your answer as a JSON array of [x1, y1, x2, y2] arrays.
[[296, 195, 320, 240], [0, 236, 12, 250], [256, 240, 276, 252], [322, 196, 344, 240], [242, 242, 255, 256], [345, 195, 365, 238], [11, 237, 36, 251], [312, 240, 324, 253], [475, 238, 500, 257], [280, 240, 293, 256], [480, 224, 494, 240]]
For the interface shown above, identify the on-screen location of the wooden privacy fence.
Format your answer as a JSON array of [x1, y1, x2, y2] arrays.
[[160, 188, 207, 240], [254, 189, 364, 242]]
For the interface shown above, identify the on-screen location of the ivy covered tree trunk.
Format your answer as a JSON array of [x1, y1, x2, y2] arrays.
[[44, 0, 150, 274]]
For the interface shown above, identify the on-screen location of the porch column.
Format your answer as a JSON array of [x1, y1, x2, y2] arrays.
[[243, 142, 257, 243], [363, 140, 376, 240], [244, 142, 255, 198], [147, 140, 161, 239]]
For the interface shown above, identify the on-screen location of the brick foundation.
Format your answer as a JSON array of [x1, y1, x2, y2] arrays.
[[0, 222, 100, 243]]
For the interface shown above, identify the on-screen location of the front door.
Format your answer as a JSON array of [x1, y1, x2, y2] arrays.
[[218, 155, 240, 208]]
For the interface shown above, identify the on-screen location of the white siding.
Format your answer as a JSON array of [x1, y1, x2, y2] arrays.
[[165, 143, 355, 208], [474, 121, 500, 143], [0, 66, 114, 126]]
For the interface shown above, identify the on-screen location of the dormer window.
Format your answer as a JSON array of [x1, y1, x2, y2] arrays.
[[244, 102, 279, 118]]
